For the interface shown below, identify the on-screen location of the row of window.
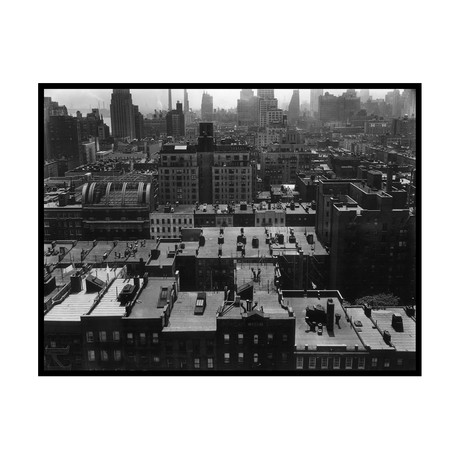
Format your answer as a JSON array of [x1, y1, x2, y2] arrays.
[[295, 356, 365, 370], [223, 352, 288, 364], [86, 331, 159, 344], [150, 218, 193, 225], [223, 333, 288, 345]]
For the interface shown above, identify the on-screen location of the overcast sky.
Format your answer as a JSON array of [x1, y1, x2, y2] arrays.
[[44, 88, 398, 114]]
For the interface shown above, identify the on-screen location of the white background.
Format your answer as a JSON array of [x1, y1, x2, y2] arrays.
[[1, 1, 458, 459]]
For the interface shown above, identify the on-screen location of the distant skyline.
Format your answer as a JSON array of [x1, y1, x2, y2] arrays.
[[44, 88, 400, 114]]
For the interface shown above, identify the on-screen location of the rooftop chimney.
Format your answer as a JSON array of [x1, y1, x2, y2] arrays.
[[70, 273, 83, 293]]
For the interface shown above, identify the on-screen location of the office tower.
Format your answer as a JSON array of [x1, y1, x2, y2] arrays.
[[133, 105, 144, 140], [168, 89, 172, 111], [237, 89, 258, 126], [44, 97, 68, 162], [184, 89, 189, 113], [310, 89, 323, 117], [318, 90, 360, 122], [257, 89, 275, 100], [110, 89, 135, 139], [201, 92, 213, 121], [48, 115, 82, 171], [240, 89, 254, 101], [166, 101, 185, 138], [385, 89, 402, 118], [258, 98, 279, 127], [402, 89, 416, 117], [359, 89, 370, 103], [287, 89, 300, 126]]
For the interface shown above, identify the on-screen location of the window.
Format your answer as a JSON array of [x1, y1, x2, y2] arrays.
[[281, 353, 288, 363], [99, 331, 106, 342], [194, 358, 200, 369], [253, 353, 259, 363], [152, 333, 159, 344], [114, 350, 121, 361], [238, 353, 244, 363], [224, 334, 230, 344], [139, 332, 146, 345], [384, 359, 390, 368], [207, 358, 214, 369], [321, 357, 328, 369], [358, 357, 365, 369], [100, 350, 108, 361], [345, 357, 353, 369], [238, 333, 244, 345], [112, 331, 120, 342], [267, 333, 273, 344], [296, 356, 303, 369], [88, 350, 95, 361], [127, 332, 134, 345], [282, 334, 288, 343], [333, 357, 341, 369], [397, 358, 403, 366], [224, 353, 230, 364], [153, 356, 160, 364], [267, 353, 273, 361], [371, 357, 378, 367], [254, 334, 259, 345], [86, 331, 94, 343]]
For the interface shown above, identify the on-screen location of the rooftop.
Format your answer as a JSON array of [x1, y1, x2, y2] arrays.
[[89, 276, 144, 317], [129, 277, 176, 319], [288, 293, 365, 352], [45, 267, 121, 322], [371, 308, 416, 352], [163, 291, 224, 332]]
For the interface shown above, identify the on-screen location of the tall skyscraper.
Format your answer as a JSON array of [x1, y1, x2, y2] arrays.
[[287, 89, 300, 126], [166, 101, 185, 138], [359, 89, 370, 103], [110, 89, 135, 139], [257, 89, 275, 100], [237, 89, 258, 126], [184, 89, 189, 113], [168, 89, 172, 111], [201, 92, 213, 121], [310, 89, 323, 117], [240, 89, 254, 101]]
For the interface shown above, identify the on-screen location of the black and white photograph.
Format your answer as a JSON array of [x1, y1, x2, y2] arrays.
[[40, 85, 420, 375], [4, 2, 459, 459]]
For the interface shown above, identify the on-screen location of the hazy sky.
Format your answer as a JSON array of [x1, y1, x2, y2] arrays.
[[44, 88, 397, 114]]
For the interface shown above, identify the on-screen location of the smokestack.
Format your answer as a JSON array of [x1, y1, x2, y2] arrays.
[[326, 298, 334, 332]]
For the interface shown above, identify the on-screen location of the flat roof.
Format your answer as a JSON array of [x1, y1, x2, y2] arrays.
[[289, 295, 365, 352], [45, 268, 121, 322], [371, 308, 416, 352], [344, 307, 391, 351], [197, 226, 327, 259], [129, 277, 176, 319], [163, 291, 223, 332], [89, 277, 143, 317]]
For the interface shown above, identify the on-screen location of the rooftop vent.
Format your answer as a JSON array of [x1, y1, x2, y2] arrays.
[[391, 313, 404, 332], [194, 292, 206, 315]]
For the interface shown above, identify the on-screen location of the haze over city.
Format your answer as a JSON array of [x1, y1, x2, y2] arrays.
[[44, 88, 398, 114]]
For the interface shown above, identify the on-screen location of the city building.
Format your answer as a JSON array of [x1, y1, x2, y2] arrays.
[[158, 144, 199, 205], [166, 101, 185, 138], [310, 89, 323, 118], [201, 92, 213, 121], [110, 89, 135, 140], [81, 173, 155, 239], [319, 90, 361, 123], [287, 89, 300, 126], [315, 173, 416, 302], [150, 204, 195, 239]]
